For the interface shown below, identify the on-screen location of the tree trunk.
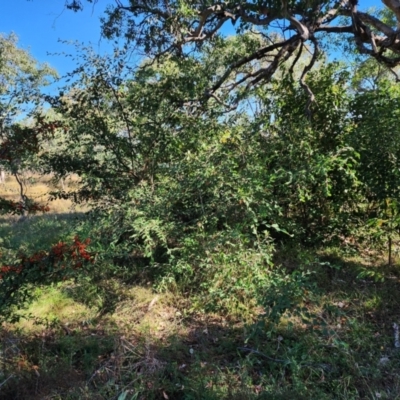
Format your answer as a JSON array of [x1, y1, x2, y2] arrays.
[[0, 169, 5, 184]]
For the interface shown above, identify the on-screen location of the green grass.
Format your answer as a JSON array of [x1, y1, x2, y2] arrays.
[[0, 213, 85, 255], [1, 215, 400, 399], [13, 285, 97, 332]]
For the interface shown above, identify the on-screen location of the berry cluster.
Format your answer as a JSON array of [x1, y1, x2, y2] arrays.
[[0, 199, 50, 215], [0, 236, 94, 281]]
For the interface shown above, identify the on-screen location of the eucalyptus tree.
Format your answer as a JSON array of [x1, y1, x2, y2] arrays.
[[62, 0, 400, 108]]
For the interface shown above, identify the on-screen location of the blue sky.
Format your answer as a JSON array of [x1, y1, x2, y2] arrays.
[[0, 0, 111, 76], [0, 0, 382, 77]]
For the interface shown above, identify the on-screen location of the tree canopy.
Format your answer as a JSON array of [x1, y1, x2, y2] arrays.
[[62, 1, 400, 104], [0, 33, 57, 215]]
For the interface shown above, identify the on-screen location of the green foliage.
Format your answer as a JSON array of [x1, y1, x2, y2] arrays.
[[0, 33, 58, 215], [38, 42, 286, 315], [0, 33, 57, 122], [254, 63, 360, 241], [262, 268, 315, 326], [349, 81, 400, 262], [20, 43, 397, 319], [350, 82, 400, 202]]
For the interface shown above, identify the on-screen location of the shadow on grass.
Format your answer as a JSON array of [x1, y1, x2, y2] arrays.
[[2, 245, 400, 399], [314, 251, 400, 330], [0, 316, 316, 400], [2, 262, 400, 400]]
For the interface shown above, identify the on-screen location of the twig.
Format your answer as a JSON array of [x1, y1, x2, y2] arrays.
[[393, 322, 400, 348], [0, 374, 14, 388], [60, 323, 72, 335], [299, 37, 319, 118]]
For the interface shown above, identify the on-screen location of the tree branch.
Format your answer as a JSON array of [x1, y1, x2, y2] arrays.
[[382, 0, 400, 26], [300, 37, 320, 117], [209, 35, 300, 95]]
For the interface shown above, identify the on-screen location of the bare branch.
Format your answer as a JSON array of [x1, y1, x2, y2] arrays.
[[0, 375, 15, 389], [239, 5, 275, 26], [190, 5, 224, 38], [357, 11, 395, 36], [318, 0, 350, 25], [287, 15, 310, 40], [209, 35, 301, 95], [315, 25, 353, 33], [300, 37, 320, 117], [289, 41, 304, 76], [185, 17, 229, 43], [208, 93, 237, 112], [388, 67, 400, 81], [249, 40, 300, 87]]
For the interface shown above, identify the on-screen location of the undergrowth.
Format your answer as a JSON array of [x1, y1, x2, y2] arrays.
[[1, 213, 400, 399]]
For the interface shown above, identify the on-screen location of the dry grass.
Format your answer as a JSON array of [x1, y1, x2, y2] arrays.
[[0, 172, 87, 214]]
